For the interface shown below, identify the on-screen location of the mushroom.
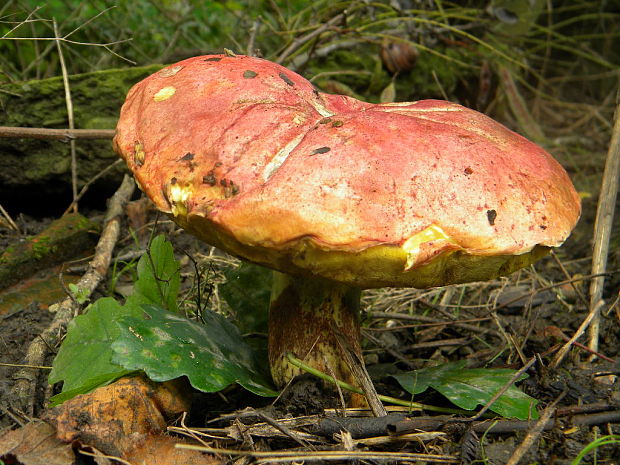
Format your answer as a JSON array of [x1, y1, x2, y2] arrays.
[[114, 55, 580, 394]]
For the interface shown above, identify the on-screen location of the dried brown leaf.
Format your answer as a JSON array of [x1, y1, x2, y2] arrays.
[[47, 375, 190, 456], [0, 421, 74, 465]]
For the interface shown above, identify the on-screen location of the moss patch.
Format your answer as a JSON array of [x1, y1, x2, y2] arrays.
[[0, 213, 100, 290], [0, 65, 163, 196]]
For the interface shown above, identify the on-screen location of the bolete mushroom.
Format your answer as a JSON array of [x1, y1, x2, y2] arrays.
[[113, 55, 580, 393]]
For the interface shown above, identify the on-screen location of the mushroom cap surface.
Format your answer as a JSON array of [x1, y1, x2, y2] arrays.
[[114, 55, 581, 288]]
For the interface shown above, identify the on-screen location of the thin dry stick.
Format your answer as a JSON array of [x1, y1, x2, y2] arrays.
[[175, 444, 458, 463], [63, 159, 123, 216], [257, 411, 313, 449], [0, 126, 115, 140], [0, 202, 20, 232], [504, 391, 565, 465], [53, 18, 77, 213], [246, 18, 261, 56], [469, 356, 537, 421], [550, 299, 606, 369], [545, 326, 616, 362], [10, 175, 135, 415], [550, 251, 588, 307], [588, 97, 620, 355], [276, 13, 345, 65], [0, 6, 46, 38]]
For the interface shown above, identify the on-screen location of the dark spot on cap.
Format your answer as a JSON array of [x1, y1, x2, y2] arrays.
[[243, 70, 258, 78], [202, 171, 216, 186], [231, 181, 240, 195], [464, 167, 473, 175], [487, 209, 497, 226], [319, 117, 332, 124], [540, 225, 547, 230], [171, 177, 178, 185], [220, 179, 228, 187], [331, 120, 344, 127], [214, 162, 222, 167], [310, 147, 331, 155], [205, 57, 222, 62], [180, 152, 195, 161], [279, 72, 294, 86], [224, 180, 239, 198]]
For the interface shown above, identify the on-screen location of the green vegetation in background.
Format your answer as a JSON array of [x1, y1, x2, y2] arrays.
[[3, 0, 618, 106]]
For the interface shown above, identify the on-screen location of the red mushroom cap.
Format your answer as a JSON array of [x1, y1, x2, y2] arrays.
[[114, 55, 581, 288]]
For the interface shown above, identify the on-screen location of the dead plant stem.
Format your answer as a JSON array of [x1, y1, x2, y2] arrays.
[[54, 18, 77, 213], [588, 97, 620, 356]]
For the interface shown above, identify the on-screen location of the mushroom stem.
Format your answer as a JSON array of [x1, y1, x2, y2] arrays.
[[268, 271, 362, 390]]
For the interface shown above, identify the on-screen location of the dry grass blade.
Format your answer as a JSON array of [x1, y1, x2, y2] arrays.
[[334, 330, 387, 417], [175, 443, 459, 463], [53, 18, 77, 213]]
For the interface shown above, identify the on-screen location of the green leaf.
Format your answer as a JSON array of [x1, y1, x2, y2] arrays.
[[221, 263, 271, 334], [133, 235, 180, 312], [111, 304, 278, 397], [48, 297, 141, 393], [393, 361, 539, 419], [379, 80, 396, 103]]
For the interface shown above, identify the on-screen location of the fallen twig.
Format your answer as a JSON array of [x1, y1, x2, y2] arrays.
[[317, 414, 407, 439], [505, 392, 565, 465], [0, 126, 115, 140], [9, 175, 135, 415], [389, 410, 620, 436]]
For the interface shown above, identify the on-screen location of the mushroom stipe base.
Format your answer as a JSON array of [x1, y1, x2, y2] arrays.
[[268, 271, 362, 394]]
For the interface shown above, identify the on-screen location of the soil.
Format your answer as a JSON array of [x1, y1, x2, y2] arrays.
[[0, 302, 54, 426]]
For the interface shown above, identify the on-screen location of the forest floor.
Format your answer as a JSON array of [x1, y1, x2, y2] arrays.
[[1, 177, 619, 464]]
